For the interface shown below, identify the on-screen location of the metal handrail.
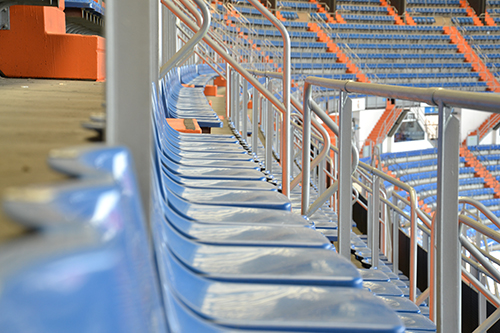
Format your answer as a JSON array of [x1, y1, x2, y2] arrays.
[[176, 34, 225, 79], [161, 0, 292, 197], [301, 78, 500, 330], [302, 79, 418, 300], [456, 198, 500, 332], [253, 72, 500, 329], [159, 0, 210, 78], [246, 69, 359, 189], [254, 73, 332, 187], [246, 0, 291, 198]]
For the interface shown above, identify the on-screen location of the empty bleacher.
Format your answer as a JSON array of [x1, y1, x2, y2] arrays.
[[4, 0, 500, 330]]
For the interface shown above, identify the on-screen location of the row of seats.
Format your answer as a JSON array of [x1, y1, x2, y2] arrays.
[[452, 17, 475, 25], [280, 10, 299, 20], [423, 188, 496, 204], [234, 17, 310, 29], [149, 65, 432, 331], [332, 33, 450, 41], [388, 157, 466, 172], [159, 65, 222, 128], [469, 144, 500, 151], [367, 72, 479, 79], [338, 5, 388, 12], [477, 198, 500, 206], [292, 63, 347, 70], [343, 14, 395, 22], [464, 35, 500, 42], [396, 81, 487, 88], [407, 0, 460, 4], [461, 26, 500, 33], [65, 0, 105, 15], [470, 45, 500, 51], [487, 165, 500, 171], [231, 5, 261, 16], [413, 16, 436, 24], [408, 7, 467, 14], [414, 177, 486, 194], [278, 0, 317, 10], [310, 12, 330, 21], [288, 51, 338, 59], [477, 153, 500, 161], [356, 53, 465, 60], [244, 29, 317, 39], [358, 63, 473, 70], [0, 146, 167, 332], [381, 148, 437, 161], [337, 0, 381, 3], [254, 39, 328, 48], [319, 74, 358, 80], [217, 0, 485, 92], [325, 23, 445, 33], [339, 43, 458, 51], [399, 168, 475, 182]]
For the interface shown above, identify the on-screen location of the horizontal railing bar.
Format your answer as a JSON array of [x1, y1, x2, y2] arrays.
[[304, 77, 500, 113]]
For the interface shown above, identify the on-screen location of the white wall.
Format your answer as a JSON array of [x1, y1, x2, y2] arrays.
[[481, 129, 499, 145], [460, 108, 490, 142], [353, 108, 385, 151]]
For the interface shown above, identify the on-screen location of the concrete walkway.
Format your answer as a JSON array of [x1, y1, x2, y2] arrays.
[[0, 77, 104, 242]]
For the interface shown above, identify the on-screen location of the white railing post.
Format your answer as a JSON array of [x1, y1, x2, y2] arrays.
[[338, 94, 354, 259], [435, 103, 461, 331]]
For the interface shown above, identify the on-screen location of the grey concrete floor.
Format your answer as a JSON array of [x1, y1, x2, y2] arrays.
[[207, 86, 233, 136], [0, 77, 105, 243], [0, 79, 232, 244]]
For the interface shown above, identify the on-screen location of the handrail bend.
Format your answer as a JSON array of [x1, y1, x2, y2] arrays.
[[159, 0, 210, 78]]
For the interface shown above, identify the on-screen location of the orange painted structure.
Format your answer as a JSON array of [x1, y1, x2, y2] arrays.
[[0, 2, 105, 80], [166, 119, 202, 134]]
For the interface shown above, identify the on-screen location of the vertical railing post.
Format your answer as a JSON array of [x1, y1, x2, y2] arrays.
[[301, 83, 313, 214], [367, 191, 373, 248], [226, 64, 230, 119], [234, 72, 240, 136], [252, 87, 259, 152], [392, 194, 399, 274], [229, 69, 234, 127], [266, 80, 274, 174], [242, 78, 248, 143], [479, 274, 487, 325], [319, 154, 326, 195], [371, 175, 380, 268], [338, 93, 353, 259], [435, 103, 461, 331]]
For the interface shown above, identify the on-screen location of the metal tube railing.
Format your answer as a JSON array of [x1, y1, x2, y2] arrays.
[[160, 4, 500, 327], [176, 34, 225, 79], [161, 0, 292, 197], [159, 0, 210, 78], [245, 70, 332, 198], [246, 0, 291, 198], [302, 77, 500, 318]]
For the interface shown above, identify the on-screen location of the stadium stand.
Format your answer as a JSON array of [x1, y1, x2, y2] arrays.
[[3, 0, 500, 331]]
